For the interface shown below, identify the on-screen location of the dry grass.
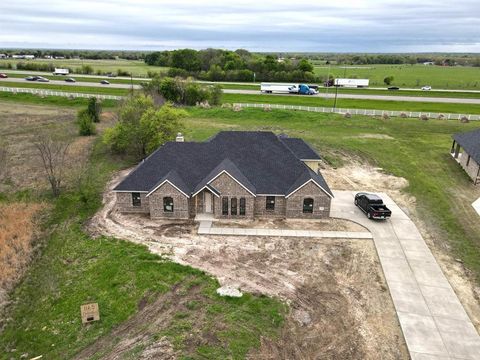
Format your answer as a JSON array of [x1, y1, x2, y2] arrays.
[[0, 203, 45, 292]]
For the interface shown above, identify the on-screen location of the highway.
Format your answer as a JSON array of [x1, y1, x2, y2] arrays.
[[1, 77, 480, 104], [222, 89, 480, 105]]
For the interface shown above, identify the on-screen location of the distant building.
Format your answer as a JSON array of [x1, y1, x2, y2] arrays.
[[54, 56, 65, 59], [11, 54, 35, 59], [423, 61, 434, 66]]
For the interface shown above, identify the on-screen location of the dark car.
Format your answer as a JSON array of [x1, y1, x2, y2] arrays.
[[65, 77, 76, 83], [0, 73, 8, 78], [354, 193, 392, 220], [25, 76, 35, 81], [388, 86, 399, 90], [100, 80, 110, 85]]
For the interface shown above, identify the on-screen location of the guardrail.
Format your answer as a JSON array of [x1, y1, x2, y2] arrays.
[[233, 102, 480, 121], [0, 86, 124, 100]]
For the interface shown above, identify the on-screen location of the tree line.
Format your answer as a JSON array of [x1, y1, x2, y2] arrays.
[[145, 48, 316, 82]]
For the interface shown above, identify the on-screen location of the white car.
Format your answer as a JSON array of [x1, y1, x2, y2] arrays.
[[421, 86, 432, 91]]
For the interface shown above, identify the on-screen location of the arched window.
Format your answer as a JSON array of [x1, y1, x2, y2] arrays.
[[303, 198, 314, 213], [163, 197, 174, 212]]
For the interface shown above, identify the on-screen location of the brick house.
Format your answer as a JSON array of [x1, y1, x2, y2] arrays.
[[114, 131, 333, 220], [451, 128, 480, 185]]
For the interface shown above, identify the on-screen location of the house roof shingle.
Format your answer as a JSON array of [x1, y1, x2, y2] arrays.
[[453, 128, 480, 164], [114, 131, 333, 197]]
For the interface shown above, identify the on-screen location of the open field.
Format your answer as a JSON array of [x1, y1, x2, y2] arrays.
[[314, 64, 480, 89], [0, 59, 168, 77], [223, 93, 480, 114]]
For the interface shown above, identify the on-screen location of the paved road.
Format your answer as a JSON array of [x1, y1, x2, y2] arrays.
[[0, 77, 141, 89], [223, 89, 480, 104], [331, 190, 480, 360]]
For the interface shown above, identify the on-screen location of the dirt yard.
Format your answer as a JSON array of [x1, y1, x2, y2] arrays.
[[86, 169, 408, 359]]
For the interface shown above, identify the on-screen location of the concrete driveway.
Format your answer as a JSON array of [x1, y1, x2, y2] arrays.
[[331, 190, 480, 360]]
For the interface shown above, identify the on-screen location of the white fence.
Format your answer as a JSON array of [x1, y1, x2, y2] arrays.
[[0, 86, 124, 100], [233, 102, 480, 121]]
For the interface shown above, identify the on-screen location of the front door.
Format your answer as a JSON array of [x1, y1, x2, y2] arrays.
[[204, 192, 213, 213]]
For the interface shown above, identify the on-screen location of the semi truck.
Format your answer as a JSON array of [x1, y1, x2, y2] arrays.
[[260, 83, 318, 95], [334, 78, 369, 88]]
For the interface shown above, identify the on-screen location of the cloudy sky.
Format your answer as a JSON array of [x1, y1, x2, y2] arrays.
[[1, 0, 479, 52]]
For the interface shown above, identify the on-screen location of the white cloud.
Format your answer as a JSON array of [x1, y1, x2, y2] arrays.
[[0, 0, 479, 51]]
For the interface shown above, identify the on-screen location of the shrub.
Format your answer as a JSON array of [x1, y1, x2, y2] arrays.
[[87, 97, 101, 123], [233, 105, 242, 112], [399, 112, 408, 118], [344, 112, 352, 118], [77, 110, 96, 136], [460, 116, 470, 123], [437, 114, 446, 120], [263, 105, 272, 112], [209, 84, 223, 106], [221, 103, 232, 108], [419, 114, 429, 121], [382, 112, 390, 120]]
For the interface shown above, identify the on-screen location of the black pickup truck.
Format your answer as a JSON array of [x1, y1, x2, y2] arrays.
[[354, 193, 392, 220]]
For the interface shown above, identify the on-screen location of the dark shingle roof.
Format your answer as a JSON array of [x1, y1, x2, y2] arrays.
[[114, 131, 333, 197], [279, 137, 321, 160], [453, 128, 480, 164]]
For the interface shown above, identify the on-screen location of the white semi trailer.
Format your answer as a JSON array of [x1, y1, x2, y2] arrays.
[[260, 83, 317, 95], [53, 68, 69, 75], [334, 78, 369, 88]]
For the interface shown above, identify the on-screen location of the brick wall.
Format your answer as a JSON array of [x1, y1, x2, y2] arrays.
[[286, 181, 331, 218], [210, 173, 254, 219], [459, 152, 480, 185], [116, 192, 150, 214], [254, 196, 286, 218], [148, 182, 189, 219]]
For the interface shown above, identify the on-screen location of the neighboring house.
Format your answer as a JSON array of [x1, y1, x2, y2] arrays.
[[451, 128, 480, 185], [114, 131, 333, 220]]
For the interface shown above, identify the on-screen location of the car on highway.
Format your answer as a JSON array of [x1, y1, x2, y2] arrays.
[[37, 77, 50, 82], [100, 80, 110, 85], [421, 85, 432, 91], [354, 192, 392, 220], [65, 78, 76, 83], [0, 73, 8, 78], [25, 76, 35, 81], [388, 86, 400, 90], [107, 73, 117, 77]]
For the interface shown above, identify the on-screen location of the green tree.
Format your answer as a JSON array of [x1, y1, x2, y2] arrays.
[[384, 76, 394, 85], [298, 59, 314, 72], [103, 95, 185, 159], [209, 84, 223, 105]]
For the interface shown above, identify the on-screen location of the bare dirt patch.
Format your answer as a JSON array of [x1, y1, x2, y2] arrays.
[[351, 133, 395, 140], [214, 217, 367, 232], [85, 170, 408, 359], [0, 202, 46, 312]]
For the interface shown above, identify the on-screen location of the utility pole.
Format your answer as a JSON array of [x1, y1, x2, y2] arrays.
[[333, 82, 339, 111]]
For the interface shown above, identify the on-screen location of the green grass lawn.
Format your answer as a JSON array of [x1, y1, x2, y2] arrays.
[[0, 92, 119, 108], [314, 64, 480, 90], [223, 93, 480, 115], [0, 81, 129, 96], [183, 107, 480, 282], [0, 139, 285, 359], [0, 59, 168, 77]]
